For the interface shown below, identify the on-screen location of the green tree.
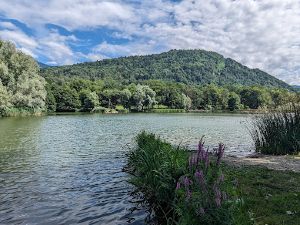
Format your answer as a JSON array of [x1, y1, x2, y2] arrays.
[[0, 40, 46, 115], [227, 92, 241, 111], [55, 85, 80, 112], [81, 91, 99, 111], [132, 85, 156, 111], [0, 81, 11, 115]]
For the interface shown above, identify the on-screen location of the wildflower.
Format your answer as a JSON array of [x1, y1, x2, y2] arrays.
[[215, 197, 221, 207], [214, 185, 222, 207], [186, 190, 192, 200], [176, 182, 181, 190], [217, 173, 224, 183], [194, 170, 205, 185], [204, 150, 210, 168], [196, 207, 205, 216], [183, 176, 192, 189], [216, 143, 225, 166]]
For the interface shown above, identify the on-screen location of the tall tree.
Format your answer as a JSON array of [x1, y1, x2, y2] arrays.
[[0, 40, 46, 115]]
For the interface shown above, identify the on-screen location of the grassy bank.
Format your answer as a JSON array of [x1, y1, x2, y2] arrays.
[[125, 132, 300, 225], [223, 165, 300, 225]]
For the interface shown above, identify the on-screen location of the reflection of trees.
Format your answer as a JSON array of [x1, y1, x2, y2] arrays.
[[0, 117, 43, 171]]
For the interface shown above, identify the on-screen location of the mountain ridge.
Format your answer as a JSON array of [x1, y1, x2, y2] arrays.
[[41, 49, 291, 89]]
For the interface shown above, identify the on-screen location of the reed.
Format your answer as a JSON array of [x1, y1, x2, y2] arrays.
[[250, 104, 300, 155]]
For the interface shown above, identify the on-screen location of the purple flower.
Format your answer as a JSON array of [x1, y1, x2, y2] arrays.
[[176, 182, 181, 190], [216, 143, 225, 165], [196, 207, 205, 216], [215, 197, 221, 207], [218, 173, 225, 183], [183, 176, 192, 189], [186, 190, 192, 200], [214, 185, 222, 207], [194, 170, 205, 185], [204, 150, 210, 168]]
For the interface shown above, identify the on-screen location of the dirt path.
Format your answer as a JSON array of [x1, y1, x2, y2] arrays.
[[224, 154, 300, 173]]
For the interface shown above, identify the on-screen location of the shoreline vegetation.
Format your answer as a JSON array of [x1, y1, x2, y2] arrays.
[[125, 132, 300, 225]]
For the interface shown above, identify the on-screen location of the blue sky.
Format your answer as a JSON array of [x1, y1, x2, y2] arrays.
[[0, 0, 299, 85]]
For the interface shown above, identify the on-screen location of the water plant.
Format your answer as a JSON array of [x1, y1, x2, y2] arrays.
[[250, 104, 300, 155]]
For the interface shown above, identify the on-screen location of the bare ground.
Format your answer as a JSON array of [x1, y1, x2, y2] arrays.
[[224, 154, 300, 173]]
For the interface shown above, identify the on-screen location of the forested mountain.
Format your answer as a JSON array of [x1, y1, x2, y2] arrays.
[[41, 49, 290, 89]]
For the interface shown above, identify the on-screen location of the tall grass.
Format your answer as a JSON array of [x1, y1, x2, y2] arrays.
[[250, 104, 300, 155], [126, 132, 188, 223]]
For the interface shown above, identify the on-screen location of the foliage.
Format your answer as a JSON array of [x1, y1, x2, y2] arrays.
[[250, 104, 300, 155], [41, 49, 291, 89], [44, 75, 299, 113], [0, 40, 46, 116]]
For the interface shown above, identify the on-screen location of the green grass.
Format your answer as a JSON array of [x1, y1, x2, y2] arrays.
[[223, 165, 300, 225]]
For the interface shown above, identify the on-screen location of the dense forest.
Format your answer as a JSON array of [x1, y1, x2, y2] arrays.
[[0, 40, 299, 116], [41, 49, 291, 89]]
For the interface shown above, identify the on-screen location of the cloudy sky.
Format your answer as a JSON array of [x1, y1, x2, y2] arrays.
[[0, 0, 299, 85]]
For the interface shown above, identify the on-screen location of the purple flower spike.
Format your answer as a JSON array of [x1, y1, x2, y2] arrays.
[[216, 143, 225, 166], [204, 150, 210, 168], [183, 176, 192, 188], [186, 190, 192, 200], [218, 173, 225, 183], [215, 197, 221, 207], [194, 170, 204, 185], [176, 182, 181, 190]]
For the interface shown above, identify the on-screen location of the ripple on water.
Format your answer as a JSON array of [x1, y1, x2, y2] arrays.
[[0, 113, 253, 224]]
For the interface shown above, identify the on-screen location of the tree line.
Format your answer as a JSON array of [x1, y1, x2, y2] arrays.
[[0, 40, 299, 116], [44, 76, 299, 113]]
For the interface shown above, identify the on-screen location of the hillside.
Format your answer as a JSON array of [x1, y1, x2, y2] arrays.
[[41, 49, 290, 89], [38, 62, 51, 68]]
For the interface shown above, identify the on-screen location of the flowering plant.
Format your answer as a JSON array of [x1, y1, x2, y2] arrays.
[[175, 139, 232, 225]]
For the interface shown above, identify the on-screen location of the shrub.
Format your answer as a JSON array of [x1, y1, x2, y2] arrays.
[[250, 104, 300, 155]]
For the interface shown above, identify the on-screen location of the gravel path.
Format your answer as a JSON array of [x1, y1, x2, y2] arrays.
[[224, 154, 300, 173]]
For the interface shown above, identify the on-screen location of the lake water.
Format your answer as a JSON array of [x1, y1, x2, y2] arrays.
[[0, 113, 254, 225]]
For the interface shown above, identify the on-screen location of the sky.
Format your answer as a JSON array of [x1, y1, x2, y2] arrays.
[[0, 0, 299, 85]]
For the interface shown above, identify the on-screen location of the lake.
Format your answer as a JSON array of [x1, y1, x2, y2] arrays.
[[0, 113, 253, 225]]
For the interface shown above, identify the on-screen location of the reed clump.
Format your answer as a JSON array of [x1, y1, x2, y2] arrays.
[[250, 104, 300, 155]]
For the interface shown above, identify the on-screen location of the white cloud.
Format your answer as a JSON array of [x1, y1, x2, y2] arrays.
[[0, 0, 134, 30], [0, 0, 299, 84]]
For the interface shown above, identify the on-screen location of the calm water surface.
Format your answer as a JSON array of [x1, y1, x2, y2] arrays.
[[0, 113, 253, 225]]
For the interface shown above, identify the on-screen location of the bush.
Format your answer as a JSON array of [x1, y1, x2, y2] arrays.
[[115, 105, 129, 113], [250, 104, 300, 155]]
